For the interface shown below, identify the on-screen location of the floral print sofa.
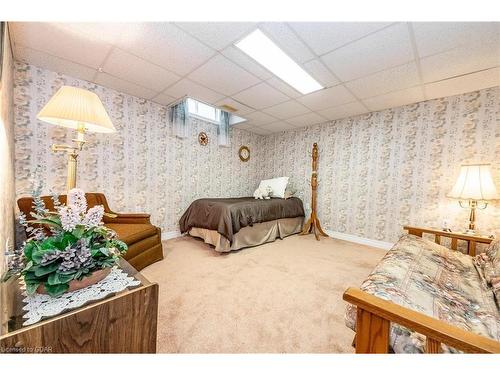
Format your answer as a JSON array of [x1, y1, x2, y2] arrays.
[[345, 234, 500, 353]]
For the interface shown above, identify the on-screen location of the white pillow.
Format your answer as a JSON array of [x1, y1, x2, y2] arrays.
[[258, 177, 289, 199]]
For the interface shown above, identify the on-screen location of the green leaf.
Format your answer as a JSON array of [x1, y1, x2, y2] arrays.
[[47, 272, 74, 285], [113, 240, 128, 253], [31, 248, 46, 264], [23, 241, 36, 260], [25, 282, 40, 295], [97, 258, 116, 268], [23, 271, 41, 283], [59, 232, 77, 248], [22, 260, 34, 272], [29, 218, 62, 229], [72, 226, 85, 239], [40, 237, 58, 250], [44, 283, 69, 297], [30, 238, 61, 263], [33, 262, 60, 277], [98, 247, 109, 256], [75, 269, 83, 279]]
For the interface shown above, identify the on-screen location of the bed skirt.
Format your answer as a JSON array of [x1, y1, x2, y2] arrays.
[[188, 216, 304, 252]]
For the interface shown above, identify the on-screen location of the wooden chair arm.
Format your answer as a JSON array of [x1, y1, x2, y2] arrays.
[[104, 213, 151, 224], [343, 287, 500, 353]]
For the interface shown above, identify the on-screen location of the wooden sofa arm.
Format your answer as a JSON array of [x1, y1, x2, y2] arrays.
[[104, 213, 151, 224], [404, 225, 492, 256], [343, 287, 500, 354]]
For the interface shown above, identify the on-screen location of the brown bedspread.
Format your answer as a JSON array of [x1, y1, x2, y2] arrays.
[[179, 197, 305, 243]]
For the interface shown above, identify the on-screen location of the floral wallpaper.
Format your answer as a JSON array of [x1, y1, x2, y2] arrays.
[[13, 62, 263, 235], [12, 61, 500, 244], [260, 87, 500, 243]]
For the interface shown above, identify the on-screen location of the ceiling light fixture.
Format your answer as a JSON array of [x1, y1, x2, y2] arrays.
[[235, 29, 323, 95]]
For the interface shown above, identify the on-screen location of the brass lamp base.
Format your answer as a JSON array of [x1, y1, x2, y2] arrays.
[[459, 199, 488, 233], [51, 123, 86, 191]]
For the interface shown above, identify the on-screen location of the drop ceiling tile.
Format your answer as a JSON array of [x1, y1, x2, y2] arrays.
[[163, 78, 225, 103], [232, 122, 255, 130], [188, 54, 260, 96], [233, 82, 290, 109], [220, 46, 273, 80], [297, 85, 356, 111], [259, 23, 315, 63], [287, 112, 327, 127], [215, 98, 255, 115], [242, 121, 260, 128], [321, 23, 413, 82], [420, 41, 500, 83], [53, 23, 126, 45], [262, 100, 310, 119], [10, 22, 113, 69], [244, 111, 278, 125], [412, 22, 500, 58], [265, 77, 302, 98], [94, 73, 157, 100], [113, 23, 216, 76], [289, 22, 392, 55], [151, 92, 177, 106], [424, 67, 500, 100], [302, 59, 340, 87], [345, 62, 420, 99], [102, 48, 180, 92], [14, 45, 97, 82], [251, 127, 273, 135], [175, 22, 257, 51], [261, 121, 296, 132], [318, 101, 368, 120], [362, 86, 425, 112]]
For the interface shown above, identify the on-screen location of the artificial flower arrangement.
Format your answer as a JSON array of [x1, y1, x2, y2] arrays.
[[3, 188, 128, 297]]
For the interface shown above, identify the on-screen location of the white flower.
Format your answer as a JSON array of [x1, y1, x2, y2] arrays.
[[82, 205, 105, 228], [67, 188, 87, 215], [58, 205, 81, 232]]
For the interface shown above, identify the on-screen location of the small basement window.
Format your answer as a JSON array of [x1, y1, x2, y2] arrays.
[[186, 98, 246, 125]]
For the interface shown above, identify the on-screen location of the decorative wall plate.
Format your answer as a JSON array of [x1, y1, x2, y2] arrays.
[[239, 145, 250, 162], [198, 132, 208, 146]]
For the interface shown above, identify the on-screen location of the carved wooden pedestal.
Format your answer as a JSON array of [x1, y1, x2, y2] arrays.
[[300, 142, 328, 241]]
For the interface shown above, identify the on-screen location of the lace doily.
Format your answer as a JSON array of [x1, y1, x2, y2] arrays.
[[21, 267, 141, 326]]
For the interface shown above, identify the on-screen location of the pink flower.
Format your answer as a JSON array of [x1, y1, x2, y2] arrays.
[[58, 205, 81, 232], [82, 205, 105, 228], [67, 188, 87, 215]]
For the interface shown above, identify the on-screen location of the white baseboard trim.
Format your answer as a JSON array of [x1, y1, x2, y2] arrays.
[[162, 230, 182, 241], [325, 230, 394, 250]]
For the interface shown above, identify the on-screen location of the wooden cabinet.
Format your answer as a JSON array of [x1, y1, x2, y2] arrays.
[[0, 259, 158, 353]]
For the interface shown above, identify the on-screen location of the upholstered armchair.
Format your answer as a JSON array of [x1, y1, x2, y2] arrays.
[[17, 193, 163, 271]]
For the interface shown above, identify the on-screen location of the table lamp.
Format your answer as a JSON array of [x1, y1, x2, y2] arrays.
[[37, 86, 116, 191], [447, 163, 499, 233]]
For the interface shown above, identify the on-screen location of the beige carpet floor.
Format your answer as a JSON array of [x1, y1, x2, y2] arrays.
[[141, 234, 387, 353]]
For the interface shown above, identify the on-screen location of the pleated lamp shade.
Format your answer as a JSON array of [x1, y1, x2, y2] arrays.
[[448, 164, 499, 200], [37, 86, 116, 133]]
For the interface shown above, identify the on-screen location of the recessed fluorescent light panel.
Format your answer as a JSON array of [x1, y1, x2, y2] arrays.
[[235, 29, 323, 95]]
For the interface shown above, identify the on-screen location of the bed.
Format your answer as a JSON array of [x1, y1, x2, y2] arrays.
[[179, 197, 305, 252]]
